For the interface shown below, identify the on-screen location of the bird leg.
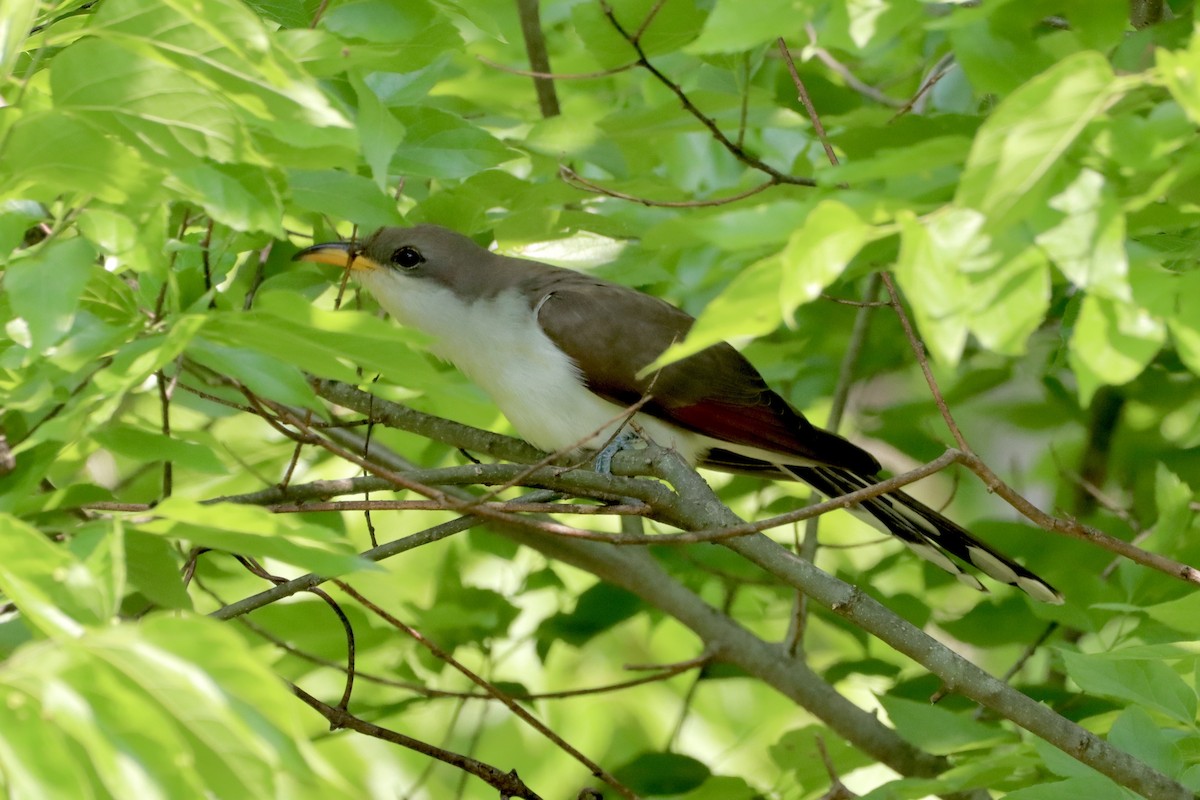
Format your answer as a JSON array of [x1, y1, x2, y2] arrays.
[[593, 427, 644, 474]]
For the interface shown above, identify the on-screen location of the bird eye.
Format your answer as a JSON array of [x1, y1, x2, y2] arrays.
[[391, 246, 425, 269]]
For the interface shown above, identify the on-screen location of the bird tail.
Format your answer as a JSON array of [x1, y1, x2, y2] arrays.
[[784, 465, 1063, 604]]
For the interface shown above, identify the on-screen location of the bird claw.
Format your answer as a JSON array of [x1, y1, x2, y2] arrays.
[[593, 429, 639, 474]]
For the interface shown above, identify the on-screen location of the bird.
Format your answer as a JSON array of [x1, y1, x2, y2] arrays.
[[293, 224, 1062, 604]]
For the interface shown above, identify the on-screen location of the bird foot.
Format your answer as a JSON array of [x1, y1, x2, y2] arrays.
[[593, 429, 641, 474]]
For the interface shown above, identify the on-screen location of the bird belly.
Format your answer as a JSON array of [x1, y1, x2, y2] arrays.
[[452, 298, 703, 460], [364, 277, 702, 460]]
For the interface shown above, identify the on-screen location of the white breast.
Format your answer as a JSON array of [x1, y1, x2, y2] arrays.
[[360, 271, 703, 460]]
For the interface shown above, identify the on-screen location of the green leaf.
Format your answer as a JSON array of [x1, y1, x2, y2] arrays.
[[390, 106, 514, 179], [0, 112, 156, 206], [168, 163, 286, 236], [1166, 270, 1200, 377], [535, 582, 644, 658], [613, 752, 710, 795], [1158, 32, 1200, 126], [1109, 706, 1185, 778], [678, 775, 759, 800], [1059, 648, 1197, 726], [879, 695, 1016, 755], [351, 73, 406, 191], [206, 294, 438, 388], [0, 514, 116, 636], [0, 615, 358, 798], [779, 200, 871, 317], [958, 51, 1118, 231], [652, 255, 783, 368], [287, 168, 403, 230], [769, 725, 874, 787], [52, 38, 252, 165], [92, 0, 353, 134], [0, 694, 95, 799], [186, 336, 320, 410], [4, 237, 96, 352], [1067, 295, 1165, 404], [0, 0, 37, 84], [1034, 169, 1129, 300], [998, 776, 1133, 800], [893, 208, 985, 364], [136, 498, 368, 576], [964, 242, 1051, 356], [124, 531, 192, 611], [689, 0, 796, 53], [92, 426, 228, 475], [1149, 464, 1194, 554]]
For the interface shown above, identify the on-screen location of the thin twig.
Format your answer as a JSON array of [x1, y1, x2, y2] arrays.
[[292, 684, 545, 800], [560, 165, 776, 207], [777, 37, 839, 167], [333, 580, 637, 800], [786, 274, 882, 655], [598, 0, 813, 186], [881, 271, 1200, 587]]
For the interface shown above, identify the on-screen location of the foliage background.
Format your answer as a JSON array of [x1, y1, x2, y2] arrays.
[[1, 0, 1199, 798]]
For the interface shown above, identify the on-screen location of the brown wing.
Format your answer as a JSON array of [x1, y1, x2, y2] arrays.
[[520, 269, 880, 475]]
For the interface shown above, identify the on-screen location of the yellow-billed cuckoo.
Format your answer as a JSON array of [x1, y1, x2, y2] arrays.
[[295, 225, 1062, 604]]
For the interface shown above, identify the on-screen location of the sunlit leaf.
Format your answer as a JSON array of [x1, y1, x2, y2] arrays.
[[958, 52, 1118, 231]]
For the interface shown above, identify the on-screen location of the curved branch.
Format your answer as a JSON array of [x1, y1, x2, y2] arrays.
[[597, 1, 814, 187], [291, 684, 545, 800], [880, 273, 1200, 588], [645, 445, 1191, 800]]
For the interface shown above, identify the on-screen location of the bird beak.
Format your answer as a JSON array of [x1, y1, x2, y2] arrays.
[[292, 241, 379, 272]]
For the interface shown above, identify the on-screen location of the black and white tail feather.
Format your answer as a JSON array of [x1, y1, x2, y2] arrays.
[[787, 465, 1063, 604], [701, 449, 1062, 604]]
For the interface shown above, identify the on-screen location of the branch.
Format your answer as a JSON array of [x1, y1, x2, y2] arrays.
[[332, 580, 636, 800], [515, 0, 560, 117], [880, 273, 1200, 588], [597, 1, 814, 187], [291, 684, 545, 800], [643, 446, 1191, 800]]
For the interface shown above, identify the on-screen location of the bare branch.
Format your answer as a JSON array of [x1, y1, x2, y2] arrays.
[[292, 684, 545, 800], [332, 580, 637, 799]]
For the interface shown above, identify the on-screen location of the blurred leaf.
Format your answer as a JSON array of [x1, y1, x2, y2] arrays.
[[0, 614, 357, 798], [688, 0, 792, 54], [535, 582, 645, 658], [136, 499, 368, 576], [0, 514, 116, 636], [613, 752, 709, 795], [93, 426, 228, 475], [0, 0, 36, 84], [4, 238, 96, 352], [993, 776, 1131, 800], [124, 532, 192, 611], [770, 725, 874, 787], [1158, 31, 1200, 126]]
